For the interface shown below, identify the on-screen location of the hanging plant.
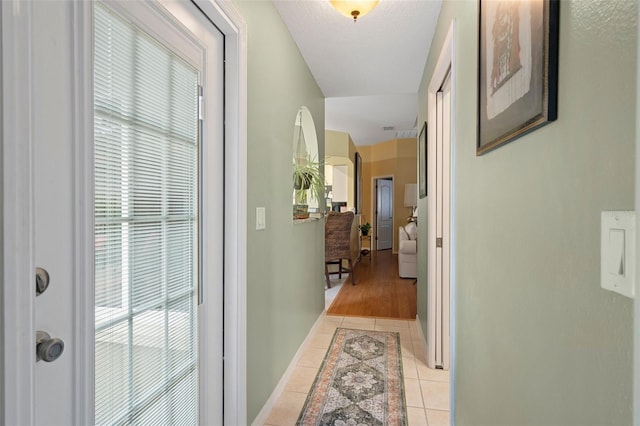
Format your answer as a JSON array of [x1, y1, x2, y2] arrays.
[[293, 172, 313, 190], [293, 154, 324, 210]]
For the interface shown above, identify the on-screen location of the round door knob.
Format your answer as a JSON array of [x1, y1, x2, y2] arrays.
[[35, 267, 50, 296], [36, 331, 64, 362]]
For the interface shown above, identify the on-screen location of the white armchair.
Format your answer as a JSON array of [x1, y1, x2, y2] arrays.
[[398, 222, 417, 278]]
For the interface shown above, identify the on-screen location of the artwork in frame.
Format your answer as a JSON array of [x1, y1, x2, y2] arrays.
[[354, 151, 363, 213], [477, 0, 559, 155], [418, 121, 427, 198]]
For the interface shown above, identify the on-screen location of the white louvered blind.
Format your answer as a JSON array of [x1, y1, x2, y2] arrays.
[[94, 4, 200, 424]]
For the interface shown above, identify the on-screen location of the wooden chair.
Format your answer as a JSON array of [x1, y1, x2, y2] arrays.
[[325, 211, 356, 288]]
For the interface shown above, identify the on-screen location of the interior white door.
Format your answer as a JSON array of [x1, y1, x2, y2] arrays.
[[440, 72, 452, 370], [29, 1, 224, 424], [432, 71, 452, 370], [376, 178, 394, 250]]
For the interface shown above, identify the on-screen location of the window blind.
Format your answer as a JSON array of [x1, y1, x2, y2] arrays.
[[94, 4, 200, 424]]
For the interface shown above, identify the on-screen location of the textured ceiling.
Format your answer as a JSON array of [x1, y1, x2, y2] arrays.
[[274, 0, 442, 145]]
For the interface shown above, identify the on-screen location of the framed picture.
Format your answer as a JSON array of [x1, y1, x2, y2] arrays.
[[418, 121, 427, 198], [477, 0, 559, 155], [354, 151, 363, 213]]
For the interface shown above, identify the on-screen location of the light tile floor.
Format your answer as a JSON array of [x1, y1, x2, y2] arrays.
[[262, 314, 450, 425]]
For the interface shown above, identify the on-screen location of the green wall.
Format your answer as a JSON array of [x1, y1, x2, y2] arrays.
[[229, 1, 326, 422], [418, 0, 636, 424]]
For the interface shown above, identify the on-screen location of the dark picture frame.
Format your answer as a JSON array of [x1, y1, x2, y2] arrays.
[[418, 122, 427, 198], [477, 0, 559, 155], [354, 151, 363, 213]]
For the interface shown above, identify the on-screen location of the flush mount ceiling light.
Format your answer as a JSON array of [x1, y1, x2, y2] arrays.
[[329, 1, 379, 22]]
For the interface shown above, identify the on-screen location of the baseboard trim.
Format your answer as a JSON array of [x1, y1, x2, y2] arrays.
[[414, 314, 429, 358], [250, 312, 326, 426]]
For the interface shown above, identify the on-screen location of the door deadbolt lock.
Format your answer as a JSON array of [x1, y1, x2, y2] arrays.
[[35, 267, 50, 296], [36, 331, 64, 362], [436, 237, 443, 248]]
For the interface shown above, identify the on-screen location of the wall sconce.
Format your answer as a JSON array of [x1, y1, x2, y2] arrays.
[[329, 1, 379, 22]]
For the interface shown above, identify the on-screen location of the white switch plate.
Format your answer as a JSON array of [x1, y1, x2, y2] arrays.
[[601, 211, 635, 298], [256, 207, 266, 230]]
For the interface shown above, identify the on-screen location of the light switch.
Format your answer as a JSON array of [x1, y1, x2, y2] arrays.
[[607, 229, 625, 276], [256, 207, 266, 230], [601, 211, 635, 298]]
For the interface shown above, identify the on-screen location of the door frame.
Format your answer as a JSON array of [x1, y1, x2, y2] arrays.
[[372, 175, 394, 251], [0, 0, 248, 424], [426, 16, 456, 404], [2, 2, 41, 423], [634, 4, 640, 423]]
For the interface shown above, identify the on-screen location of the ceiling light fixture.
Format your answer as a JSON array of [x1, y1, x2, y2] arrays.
[[329, 1, 379, 22]]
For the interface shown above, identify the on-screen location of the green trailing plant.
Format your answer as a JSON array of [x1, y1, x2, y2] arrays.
[[359, 222, 371, 236], [293, 155, 324, 208]]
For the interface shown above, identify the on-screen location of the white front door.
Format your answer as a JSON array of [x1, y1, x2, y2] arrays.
[[4, 1, 225, 424], [376, 178, 394, 250], [92, 2, 224, 424], [31, 3, 82, 423]]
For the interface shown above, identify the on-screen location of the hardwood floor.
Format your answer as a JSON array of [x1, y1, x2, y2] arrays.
[[326, 249, 417, 319]]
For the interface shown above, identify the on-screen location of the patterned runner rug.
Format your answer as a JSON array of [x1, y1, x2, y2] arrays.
[[297, 328, 407, 426]]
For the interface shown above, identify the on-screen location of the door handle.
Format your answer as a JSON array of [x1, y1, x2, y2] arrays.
[[35, 267, 50, 296], [36, 331, 65, 362]]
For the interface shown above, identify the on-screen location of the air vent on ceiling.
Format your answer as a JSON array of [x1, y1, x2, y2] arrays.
[[382, 126, 395, 131], [396, 129, 418, 139]]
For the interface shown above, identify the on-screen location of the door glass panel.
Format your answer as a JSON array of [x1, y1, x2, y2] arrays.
[[94, 3, 199, 424]]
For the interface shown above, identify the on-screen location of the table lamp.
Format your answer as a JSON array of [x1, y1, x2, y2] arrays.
[[404, 183, 417, 222]]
